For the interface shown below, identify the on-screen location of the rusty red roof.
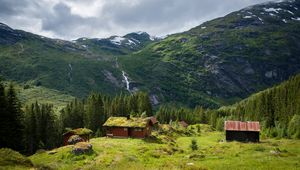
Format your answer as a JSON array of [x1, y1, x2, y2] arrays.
[[224, 121, 260, 132]]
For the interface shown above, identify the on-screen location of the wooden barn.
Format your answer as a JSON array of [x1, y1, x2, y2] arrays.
[[224, 121, 260, 142], [103, 116, 158, 138], [63, 128, 93, 145]]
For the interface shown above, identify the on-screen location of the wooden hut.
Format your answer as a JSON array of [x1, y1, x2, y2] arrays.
[[103, 116, 158, 138], [224, 121, 260, 142], [63, 128, 93, 145]]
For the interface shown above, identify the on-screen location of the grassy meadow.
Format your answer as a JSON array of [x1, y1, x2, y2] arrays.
[[17, 124, 299, 170]]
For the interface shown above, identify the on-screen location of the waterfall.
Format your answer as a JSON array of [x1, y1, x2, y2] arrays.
[[68, 64, 72, 82], [122, 71, 130, 92]]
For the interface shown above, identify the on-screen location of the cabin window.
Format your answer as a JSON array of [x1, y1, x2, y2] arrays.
[[135, 128, 142, 131], [124, 128, 128, 131]]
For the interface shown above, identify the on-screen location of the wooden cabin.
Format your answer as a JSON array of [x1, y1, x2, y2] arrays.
[[63, 128, 93, 145], [103, 116, 158, 138], [224, 121, 260, 142]]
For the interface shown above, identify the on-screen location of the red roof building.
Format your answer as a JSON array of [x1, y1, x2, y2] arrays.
[[224, 121, 260, 142]]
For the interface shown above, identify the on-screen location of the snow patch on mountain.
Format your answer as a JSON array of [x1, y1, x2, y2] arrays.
[[110, 36, 125, 45], [243, 16, 253, 19], [126, 39, 136, 46], [292, 17, 300, 21], [264, 7, 282, 13]]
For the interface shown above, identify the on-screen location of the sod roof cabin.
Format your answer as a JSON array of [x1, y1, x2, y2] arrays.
[[103, 116, 158, 138], [63, 128, 93, 145], [224, 121, 260, 142]]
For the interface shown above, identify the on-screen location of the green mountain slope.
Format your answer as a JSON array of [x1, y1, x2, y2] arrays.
[[0, 0, 300, 108], [119, 0, 300, 107], [0, 23, 133, 97], [218, 72, 300, 127]]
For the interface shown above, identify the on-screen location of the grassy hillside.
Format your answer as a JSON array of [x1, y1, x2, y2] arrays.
[[0, 24, 128, 98], [2, 81, 74, 113], [24, 124, 300, 170], [119, 0, 300, 107], [0, 148, 33, 170], [1, 1, 300, 108]]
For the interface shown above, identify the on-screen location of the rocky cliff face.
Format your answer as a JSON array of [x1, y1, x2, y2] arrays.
[[120, 0, 300, 107]]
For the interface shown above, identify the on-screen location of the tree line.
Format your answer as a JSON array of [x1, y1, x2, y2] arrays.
[[0, 82, 153, 154], [60, 92, 153, 136], [1, 73, 299, 155], [155, 74, 300, 139], [214, 74, 300, 139]]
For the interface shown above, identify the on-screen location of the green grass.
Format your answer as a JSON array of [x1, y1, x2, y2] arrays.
[[3, 81, 75, 113], [26, 124, 300, 170], [0, 148, 33, 170]]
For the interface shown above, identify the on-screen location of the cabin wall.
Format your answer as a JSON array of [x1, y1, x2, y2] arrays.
[[226, 131, 259, 142], [107, 127, 129, 137], [129, 128, 146, 138]]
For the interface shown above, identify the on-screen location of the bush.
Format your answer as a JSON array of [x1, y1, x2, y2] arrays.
[[190, 139, 198, 151], [288, 115, 300, 139], [216, 118, 224, 131]]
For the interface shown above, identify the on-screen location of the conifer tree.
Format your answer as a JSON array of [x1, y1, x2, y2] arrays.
[[5, 83, 24, 151], [0, 82, 9, 148], [85, 94, 104, 135]]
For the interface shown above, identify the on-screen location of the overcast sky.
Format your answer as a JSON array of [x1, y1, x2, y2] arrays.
[[0, 0, 272, 40]]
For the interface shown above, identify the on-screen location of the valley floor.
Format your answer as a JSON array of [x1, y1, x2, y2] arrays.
[[26, 125, 300, 170]]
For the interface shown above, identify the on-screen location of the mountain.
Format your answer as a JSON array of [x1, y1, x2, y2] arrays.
[[0, 23, 159, 97], [119, 0, 300, 107], [0, 0, 300, 108], [74, 31, 159, 56], [216, 72, 300, 138]]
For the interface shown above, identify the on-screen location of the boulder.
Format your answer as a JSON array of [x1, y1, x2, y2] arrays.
[[71, 142, 93, 155]]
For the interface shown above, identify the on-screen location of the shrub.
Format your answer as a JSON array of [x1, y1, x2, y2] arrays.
[[216, 117, 224, 131], [190, 139, 198, 151], [288, 115, 300, 139]]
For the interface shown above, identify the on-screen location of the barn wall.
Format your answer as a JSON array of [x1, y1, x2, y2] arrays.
[[226, 131, 259, 142], [107, 127, 129, 137]]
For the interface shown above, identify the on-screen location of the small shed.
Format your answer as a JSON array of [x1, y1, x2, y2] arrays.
[[224, 121, 260, 142], [63, 128, 93, 145], [103, 116, 158, 138]]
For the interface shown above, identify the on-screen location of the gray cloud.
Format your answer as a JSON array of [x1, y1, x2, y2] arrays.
[[0, 0, 271, 40]]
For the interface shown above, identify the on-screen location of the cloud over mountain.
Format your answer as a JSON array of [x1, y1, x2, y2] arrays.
[[0, 0, 271, 39]]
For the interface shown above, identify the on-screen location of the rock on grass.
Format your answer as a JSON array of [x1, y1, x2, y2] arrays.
[[72, 142, 93, 155]]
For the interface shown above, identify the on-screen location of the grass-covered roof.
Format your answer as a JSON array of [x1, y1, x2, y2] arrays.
[[103, 117, 149, 128], [63, 128, 93, 136]]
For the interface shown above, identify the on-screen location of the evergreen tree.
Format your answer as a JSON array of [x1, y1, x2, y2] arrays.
[[0, 82, 9, 148], [137, 92, 152, 116], [5, 83, 24, 151], [85, 94, 104, 135], [24, 104, 37, 154]]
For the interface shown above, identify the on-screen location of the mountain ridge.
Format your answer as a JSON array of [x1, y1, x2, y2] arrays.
[[0, 0, 300, 108]]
